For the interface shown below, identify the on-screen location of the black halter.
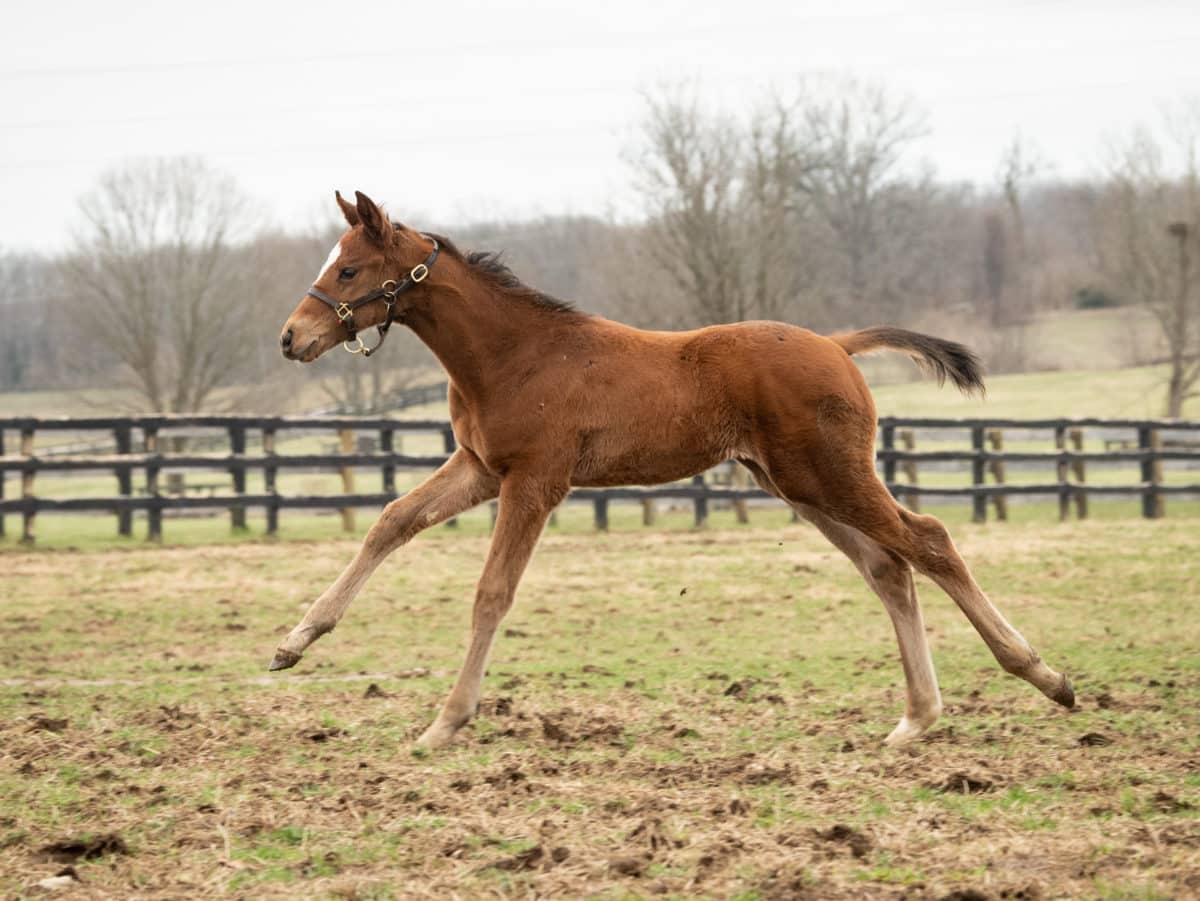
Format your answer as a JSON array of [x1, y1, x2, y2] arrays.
[[306, 235, 440, 357]]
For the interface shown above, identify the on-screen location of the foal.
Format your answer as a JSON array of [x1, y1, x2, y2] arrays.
[[275, 190, 1075, 749]]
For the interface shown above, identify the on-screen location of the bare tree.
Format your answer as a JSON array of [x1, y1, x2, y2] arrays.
[[787, 76, 933, 326], [1094, 110, 1200, 416], [59, 157, 258, 412], [631, 89, 753, 325], [0, 251, 58, 391], [973, 138, 1047, 371], [744, 99, 819, 323]]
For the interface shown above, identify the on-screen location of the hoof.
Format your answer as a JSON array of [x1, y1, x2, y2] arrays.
[[884, 713, 937, 746], [268, 648, 302, 672], [1050, 674, 1076, 709], [415, 720, 461, 750]]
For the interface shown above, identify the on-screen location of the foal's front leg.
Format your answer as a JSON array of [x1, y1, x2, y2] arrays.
[[417, 473, 565, 748], [268, 449, 498, 671]]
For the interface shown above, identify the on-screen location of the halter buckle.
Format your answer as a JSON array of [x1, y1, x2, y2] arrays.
[[410, 263, 429, 283]]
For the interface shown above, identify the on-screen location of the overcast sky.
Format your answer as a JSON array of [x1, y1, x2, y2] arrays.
[[3, 0, 1198, 252]]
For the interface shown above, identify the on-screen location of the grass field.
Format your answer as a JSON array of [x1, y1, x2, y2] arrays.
[[869, 364, 1200, 421], [2, 518, 1197, 897]]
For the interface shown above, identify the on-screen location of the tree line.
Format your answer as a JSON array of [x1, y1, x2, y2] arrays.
[[1, 77, 1197, 415]]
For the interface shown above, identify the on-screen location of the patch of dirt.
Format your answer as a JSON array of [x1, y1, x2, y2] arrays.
[[486, 844, 544, 872], [303, 726, 345, 742], [813, 823, 873, 859], [537, 711, 624, 747], [928, 771, 996, 794], [40, 833, 128, 863], [26, 715, 68, 733]]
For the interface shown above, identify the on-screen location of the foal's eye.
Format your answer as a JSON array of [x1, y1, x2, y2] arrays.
[[338, 267, 357, 281]]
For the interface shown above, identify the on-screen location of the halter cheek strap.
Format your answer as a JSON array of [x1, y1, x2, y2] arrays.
[[306, 235, 440, 357]]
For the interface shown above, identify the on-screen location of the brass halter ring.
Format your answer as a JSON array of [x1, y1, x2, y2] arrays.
[[343, 336, 367, 354]]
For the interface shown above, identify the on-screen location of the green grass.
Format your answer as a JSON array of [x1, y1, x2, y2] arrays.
[[870, 363, 1200, 420], [1, 519, 1197, 896], [4, 497, 1199, 552]]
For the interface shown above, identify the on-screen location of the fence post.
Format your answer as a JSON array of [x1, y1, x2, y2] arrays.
[[263, 427, 279, 537], [593, 496, 609, 531], [641, 497, 656, 526], [1139, 426, 1163, 519], [1070, 428, 1088, 519], [114, 425, 133, 537], [20, 428, 35, 544], [1054, 425, 1070, 522], [338, 427, 355, 533], [692, 474, 708, 528], [970, 426, 987, 523], [442, 427, 458, 529], [881, 423, 897, 496], [987, 428, 1007, 521], [380, 427, 396, 497], [229, 425, 247, 531], [144, 427, 162, 542], [731, 464, 750, 524], [900, 428, 919, 512], [0, 427, 5, 540]]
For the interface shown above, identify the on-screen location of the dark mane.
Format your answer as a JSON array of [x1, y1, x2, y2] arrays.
[[422, 231, 578, 315]]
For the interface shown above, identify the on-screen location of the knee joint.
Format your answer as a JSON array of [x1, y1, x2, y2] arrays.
[[866, 554, 912, 594], [364, 506, 422, 555], [472, 584, 513, 629], [999, 647, 1041, 678]]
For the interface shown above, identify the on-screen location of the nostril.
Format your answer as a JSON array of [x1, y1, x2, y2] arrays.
[[281, 328, 293, 349]]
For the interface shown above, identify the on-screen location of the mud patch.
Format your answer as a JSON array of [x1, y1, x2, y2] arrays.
[[813, 823, 872, 859], [40, 833, 128, 863]]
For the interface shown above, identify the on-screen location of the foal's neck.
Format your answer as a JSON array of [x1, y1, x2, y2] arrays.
[[404, 268, 560, 403]]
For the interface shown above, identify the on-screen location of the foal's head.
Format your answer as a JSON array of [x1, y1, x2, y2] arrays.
[[280, 191, 436, 362]]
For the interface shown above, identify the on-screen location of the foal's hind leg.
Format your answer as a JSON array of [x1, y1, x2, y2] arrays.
[[742, 458, 942, 743], [755, 446, 1074, 713], [819, 481, 1076, 710], [795, 505, 943, 745], [884, 502, 1075, 708], [269, 449, 499, 671]]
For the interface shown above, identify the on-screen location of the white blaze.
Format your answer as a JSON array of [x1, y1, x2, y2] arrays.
[[315, 238, 343, 282]]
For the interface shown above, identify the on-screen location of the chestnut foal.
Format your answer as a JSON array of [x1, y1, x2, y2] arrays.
[[274, 191, 1075, 749]]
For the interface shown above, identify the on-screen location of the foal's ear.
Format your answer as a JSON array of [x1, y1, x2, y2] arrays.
[[335, 190, 360, 227], [354, 191, 391, 246]]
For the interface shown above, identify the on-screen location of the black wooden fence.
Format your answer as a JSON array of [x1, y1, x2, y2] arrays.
[[1, 414, 1198, 543]]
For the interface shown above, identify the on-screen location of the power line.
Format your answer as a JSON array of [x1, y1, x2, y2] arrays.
[[0, 123, 627, 170], [3, 2, 1186, 81], [0, 71, 1181, 170]]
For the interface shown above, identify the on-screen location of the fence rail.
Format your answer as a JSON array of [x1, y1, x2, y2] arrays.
[[2, 414, 1199, 543]]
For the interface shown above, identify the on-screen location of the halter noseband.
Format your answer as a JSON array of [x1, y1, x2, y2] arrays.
[[306, 235, 440, 357]]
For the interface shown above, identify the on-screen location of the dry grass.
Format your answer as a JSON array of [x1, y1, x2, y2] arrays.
[[2, 519, 1198, 898]]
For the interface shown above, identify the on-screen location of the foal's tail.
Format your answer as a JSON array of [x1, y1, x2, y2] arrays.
[[832, 326, 985, 396]]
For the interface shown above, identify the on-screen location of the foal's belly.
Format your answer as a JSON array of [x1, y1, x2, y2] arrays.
[[569, 428, 737, 488]]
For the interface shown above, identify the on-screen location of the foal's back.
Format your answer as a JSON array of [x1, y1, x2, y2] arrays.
[[561, 318, 876, 489]]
